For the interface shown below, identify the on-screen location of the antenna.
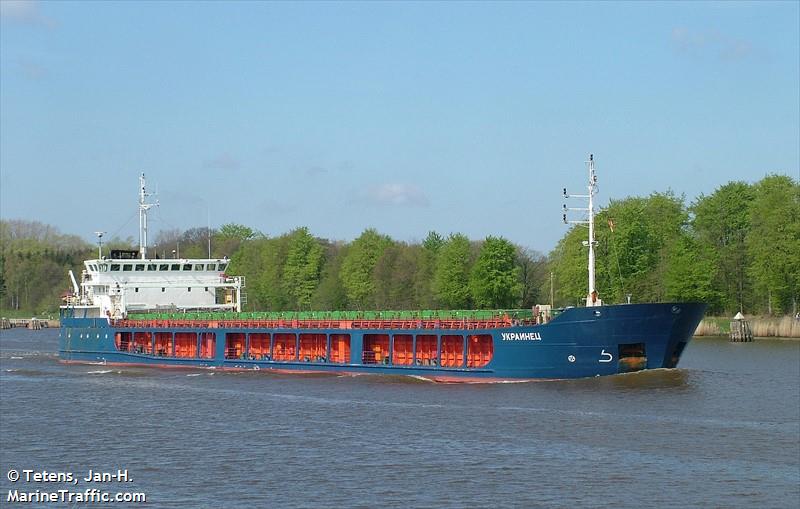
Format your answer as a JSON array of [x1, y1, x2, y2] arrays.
[[138, 173, 159, 259], [94, 231, 106, 259], [561, 154, 600, 307]]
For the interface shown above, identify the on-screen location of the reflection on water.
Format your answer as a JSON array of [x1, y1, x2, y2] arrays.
[[1, 330, 798, 508]]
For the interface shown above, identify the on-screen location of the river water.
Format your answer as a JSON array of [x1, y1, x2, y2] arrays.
[[0, 328, 798, 508]]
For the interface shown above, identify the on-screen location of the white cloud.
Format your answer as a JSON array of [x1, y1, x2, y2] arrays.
[[0, 1, 56, 28], [360, 183, 429, 207], [671, 27, 753, 61], [258, 200, 298, 216], [17, 59, 47, 80], [305, 166, 327, 177], [203, 152, 241, 171]]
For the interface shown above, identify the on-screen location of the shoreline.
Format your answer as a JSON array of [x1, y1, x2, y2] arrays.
[[694, 316, 799, 339]]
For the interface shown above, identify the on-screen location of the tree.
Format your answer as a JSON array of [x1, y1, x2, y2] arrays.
[[227, 235, 291, 311], [339, 229, 393, 309], [178, 227, 216, 259], [663, 234, 721, 305], [373, 243, 420, 309], [549, 193, 688, 306], [549, 225, 589, 306], [311, 241, 348, 310], [433, 233, 472, 308], [517, 246, 546, 308], [0, 220, 92, 314], [282, 227, 324, 309], [218, 223, 257, 240], [413, 231, 444, 308], [470, 236, 522, 308], [691, 182, 755, 313], [746, 175, 800, 314]]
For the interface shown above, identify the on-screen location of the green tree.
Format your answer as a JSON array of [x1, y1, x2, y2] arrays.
[[413, 231, 444, 308], [549, 225, 589, 306], [228, 235, 291, 310], [373, 243, 420, 309], [433, 233, 472, 308], [517, 246, 546, 308], [282, 227, 324, 309], [214, 223, 259, 258], [746, 175, 800, 314], [691, 182, 755, 313], [311, 241, 348, 310], [664, 235, 721, 305], [339, 228, 393, 309], [470, 236, 522, 308], [550, 193, 688, 306], [1, 220, 92, 314], [218, 223, 257, 240]]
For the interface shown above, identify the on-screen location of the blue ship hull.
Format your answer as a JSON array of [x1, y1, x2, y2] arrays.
[[59, 303, 705, 381]]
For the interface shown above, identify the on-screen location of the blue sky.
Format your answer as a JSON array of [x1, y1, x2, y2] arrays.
[[1, 0, 798, 253]]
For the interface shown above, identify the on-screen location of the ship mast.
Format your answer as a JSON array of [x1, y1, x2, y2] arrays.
[[587, 154, 597, 302], [562, 154, 601, 307], [138, 173, 157, 260]]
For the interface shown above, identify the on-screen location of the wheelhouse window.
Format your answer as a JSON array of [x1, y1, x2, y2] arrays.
[[110, 264, 120, 272], [206, 264, 216, 271], [122, 264, 132, 272], [147, 264, 157, 271], [219, 263, 228, 271], [135, 264, 145, 271], [159, 264, 169, 271], [194, 264, 204, 271], [183, 264, 192, 271], [171, 264, 180, 271]]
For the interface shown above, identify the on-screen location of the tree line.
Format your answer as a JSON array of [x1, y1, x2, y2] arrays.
[[550, 174, 799, 315], [1, 174, 797, 316]]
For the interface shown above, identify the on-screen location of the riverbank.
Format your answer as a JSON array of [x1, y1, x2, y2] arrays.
[[695, 315, 800, 338]]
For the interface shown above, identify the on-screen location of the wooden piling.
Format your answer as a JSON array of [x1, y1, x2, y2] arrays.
[[730, 312, 753, 342]]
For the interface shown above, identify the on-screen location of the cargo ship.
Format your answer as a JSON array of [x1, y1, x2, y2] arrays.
[[59, 160, 706, 381]]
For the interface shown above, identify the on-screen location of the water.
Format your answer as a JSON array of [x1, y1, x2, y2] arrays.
[[1, 329, 798, 508]]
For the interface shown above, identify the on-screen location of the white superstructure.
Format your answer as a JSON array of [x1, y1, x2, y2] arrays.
[[62, 174, 243, 319], [69, 256, 242, 318]]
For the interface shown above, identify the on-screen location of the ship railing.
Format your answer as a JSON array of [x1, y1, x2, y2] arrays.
[[113, 317, 534, 330]]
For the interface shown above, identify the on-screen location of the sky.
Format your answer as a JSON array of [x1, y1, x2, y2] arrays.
[[1, 0, 798, 254]]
